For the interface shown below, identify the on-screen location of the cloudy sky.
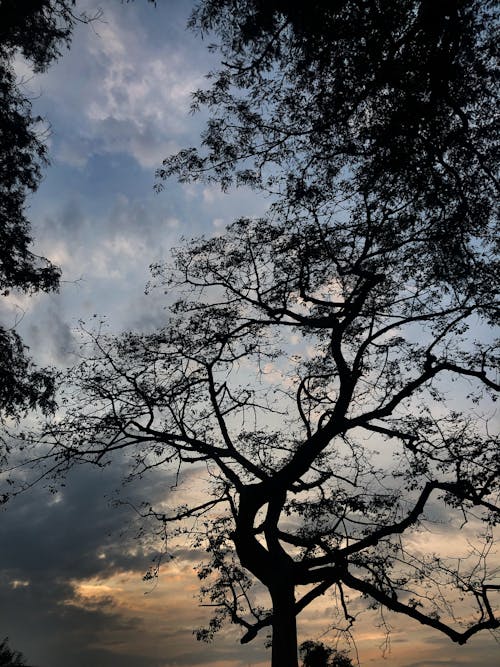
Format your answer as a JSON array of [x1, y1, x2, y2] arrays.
[[0, 2, 498, 666]]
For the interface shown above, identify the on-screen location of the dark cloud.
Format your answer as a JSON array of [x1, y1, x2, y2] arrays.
[[0, 458, 187, 667], [27, 297, 76, 365], [0, 574, 148, 667], [0, 457, 178, 577], [43, 196, 87, 237]]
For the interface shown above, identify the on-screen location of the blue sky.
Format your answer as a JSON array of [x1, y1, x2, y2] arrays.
[[9, 0, 266, 361], [0, 2, 498, 666]]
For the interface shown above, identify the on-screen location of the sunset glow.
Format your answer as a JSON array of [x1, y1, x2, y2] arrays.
[[0, 1, 498, 666]]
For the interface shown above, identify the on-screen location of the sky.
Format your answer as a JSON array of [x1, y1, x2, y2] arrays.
[[0, 1, 498, 666]]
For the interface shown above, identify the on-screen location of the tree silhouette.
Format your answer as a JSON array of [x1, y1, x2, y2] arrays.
[[160, 0, 498, 293], [299, 641, 353, 667], [0, 0, 158, 429], [0, 638, 31, 667], [16, 210, 499, 664], [8, 2, 499, 666], [0, 1, 82, 425]]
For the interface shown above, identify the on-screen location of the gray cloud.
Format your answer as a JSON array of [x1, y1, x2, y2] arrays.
[[0, 575, 147, 667], [0, 457, 205, 667], [25, 0, 210, 173], [27, 298, 76, 365], [0, 455, 273, 667], [0, 464, 156, 578]]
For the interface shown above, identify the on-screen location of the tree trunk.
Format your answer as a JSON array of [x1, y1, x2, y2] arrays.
[[270, 582, 299, 667]]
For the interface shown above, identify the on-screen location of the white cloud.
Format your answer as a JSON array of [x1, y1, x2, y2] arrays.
[[19, 0, 208, 171], [72, 7, 205, 168]]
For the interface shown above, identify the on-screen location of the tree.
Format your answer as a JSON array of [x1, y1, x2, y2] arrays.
[[299, 641, 353, 667], [160, 0, 498, 290], [15, 211, 499, 665], [0, 0, 167, 434], [0, 0, 160, 428], [0, 638, 31, 667], [7, 2, 499, 666], [0, 1, 124, 424], [0, 1, 82, 423]]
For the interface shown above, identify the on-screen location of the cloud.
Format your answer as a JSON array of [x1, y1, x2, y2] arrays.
[[0, 456, 198, 666], [0, 454, 273, 667], [404, 659, 499, 667], [0, 463, 151, 578], [24, 0, 209, 172], [27, 297, 76, 365], [0, 571, 169, 667], [17, 189, 187, 359]]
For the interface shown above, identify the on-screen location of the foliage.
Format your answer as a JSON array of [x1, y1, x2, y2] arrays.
[[0, 1, 84, 420], [160, 0, 499, 291], [0, 328, 55, 425], [0, 638, 30, 667], [0, 0, 80, 296], [299, 641, 353, 667]]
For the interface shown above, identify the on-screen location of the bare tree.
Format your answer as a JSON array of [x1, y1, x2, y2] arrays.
[[11, 211, 499, 665]]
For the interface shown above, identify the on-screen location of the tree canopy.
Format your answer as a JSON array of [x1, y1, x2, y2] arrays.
[[0, 1, 84, 422], [161, 0, 498, 289], [0, 0, 84, 297], [300, 640, 353, 667], [6, 2, 499, 666], [0, 638, 31, 667]]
